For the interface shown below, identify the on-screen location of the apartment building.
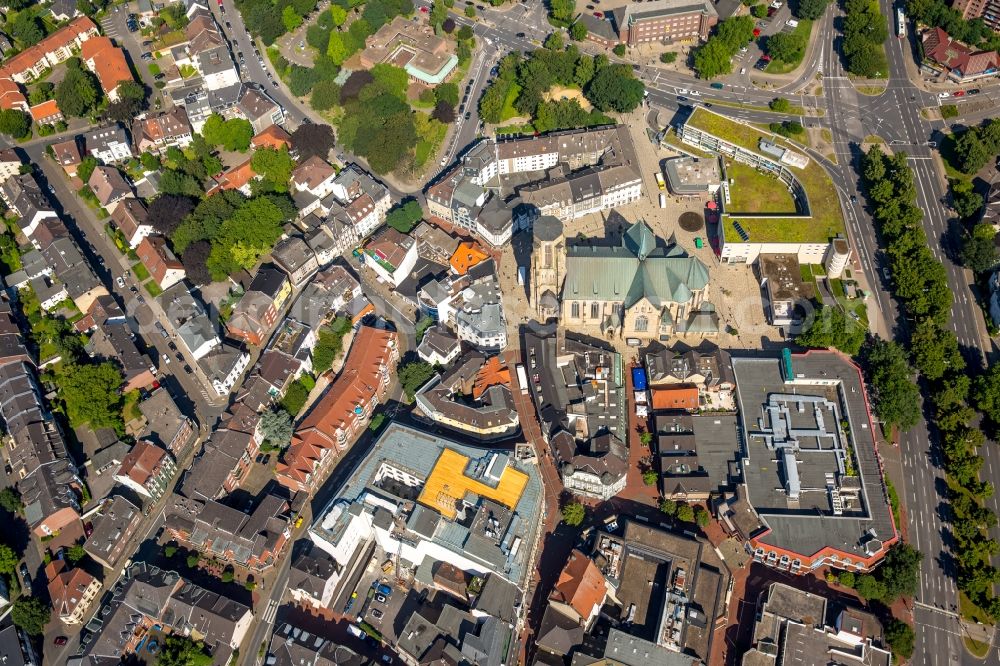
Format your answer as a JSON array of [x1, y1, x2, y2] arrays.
[[0, 16, 99, 83]]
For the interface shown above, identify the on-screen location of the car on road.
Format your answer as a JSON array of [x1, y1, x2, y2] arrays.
[[371, 609, 384, 620], [162, 353, 170, 364], [882, 267, 891, 280], [767, 6, 777, 15], [54, 637, 67, 646], [954, 90, 965, 97], [19, 563, 30, 588], [586, 3, 594, 7], [137, 295, 145, 304], [154, 73, 165, 80], [129, 285, 138, 293], [516, 32, 526, 37], [272, 80, 279, 87], [967, 88, 980, 95], [850, 195, 858, 204], [225, 21, 231, 28], [710, 82, 725, 89], [183, 364, 193, 374], [262, 454, 270, 464], [464, 111, 471, 119], [116, 276, 125, 288], [937, 91, 950, 98], [594, 11, 602, 17], [141, 52, 152, 61], [375, 593, 388, 603]]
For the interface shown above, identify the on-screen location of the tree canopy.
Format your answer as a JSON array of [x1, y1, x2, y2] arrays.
[[796, 304, 865, 356], [865, 339, 921, 432], [11, 597, 49, 636], [561, 501, 585, 526], [55, 61, 100, 118], [290, 123, 336, 162], [201, 115, 254, 151], [386, 200, 423, 233], [54, 362, 125, 432], [0, 109, 30, 139]]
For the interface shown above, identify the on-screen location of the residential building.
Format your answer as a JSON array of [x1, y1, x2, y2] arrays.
[[1, 173, 56, 236], [364, 226, 418, 287], [277, 326, 398, 493], [36, 235, 107, 313], [73, 562, 251, 663], [953, 0, 1000, 33], [49, 0, 81, 22], [308, 422, 543, 600], [181, 419, 261, 500], [523, 323, 628, 500], [267, 622, 365, 666], [360, 15, 458, 85], [138, 390, 194, 458], [88, 166, 132, 212], [0, 16, 99, 83], [744, 583, 892, 666], [325, 163, 391, 240], [83, 495, 141, 569], [235, 86, 284, 133], [417, 326, 461, 365], [0, 620, 37, 666], [84, 318, 156, 393], [199, 342, 251, 396], [0, 77, 27, 112], [51, 139, 82, 178], [80, 36, 133, 102], [415, 353, 519, 442], [110, 197, 152, 248], [252, 123, 292, 151], [159, 282, 220, 359], [84, 124, 133, 163], [226, 266, 291, 346], [207, 158, 257, 195], [292, 156, 338, 204], [731, 350, 898, 573], [132, 107, 193, 154], [136, 235, 186, 290], [0, 148, 20, 183], [113, 440, 176, 500], [287, 262, 365, 327], [287, 546, 341, 608], [165, 492, 291, 571], [182, 6, 239, 91], [29, 100, 62, 126], [45, 560, 101, 625], [548, 549, 606, 629], [271, 235, 319, 287], [921, 27, 1000, 82]]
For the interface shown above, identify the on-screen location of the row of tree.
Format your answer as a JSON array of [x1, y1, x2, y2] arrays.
[[842, 0, 889, 78], [236, 0, 319, 45], [861, 145, 1000, 619], [693, 16, 755, 79]]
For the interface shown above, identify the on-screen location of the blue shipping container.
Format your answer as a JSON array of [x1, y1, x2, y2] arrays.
[[632, 367, 648, 391]]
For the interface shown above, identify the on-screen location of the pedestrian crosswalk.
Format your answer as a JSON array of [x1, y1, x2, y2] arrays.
[[100, 17, 119, 39], [262, 600, 278, 624]]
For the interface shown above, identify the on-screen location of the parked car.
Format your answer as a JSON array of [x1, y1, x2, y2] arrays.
[[154, 73, 165, 80], [54, 637, 67, 646], [116, 276, 125, 288], [710, 82, 725, 89], [375, 583, 393, 597], [954, 90, 965, 97], [937, 91, 950, 98], [371, 609, 384, 620], [375, 593, 388, 603], [183, 364, 192, 374], [967, 88, 981, 95], [162, 353, 170, 364], [19, 563, 30, 588]]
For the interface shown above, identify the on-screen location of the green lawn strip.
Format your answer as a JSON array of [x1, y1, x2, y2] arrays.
[[960, 590, 992, 624], [703, 97, 806, 116], [131, 261, 150, 282], [725, 160, 796, 214], [500, 82, 521, 122], [144, 281, 163, 297], [965, 636, 990, 659], [765, 19, 812, 74], [495, 123, 535, 136]]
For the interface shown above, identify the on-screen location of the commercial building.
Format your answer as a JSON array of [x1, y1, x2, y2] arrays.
[[287, 545, 341, 608], [731, 350, 898, 573], [449, 259, 508, 352], [266, 621, 365, 666], [199, 342, 251, 396], [271, 235, 319, 287], [360, 15, 458, 85], [617, 0, 719, 45], [415, 353, 519, 442], [662, 156, 722, 196], [138, 388, 195, 457], [308, 422, 543, 598], [921, 27, 1000, 82], [677, 108, 846, 265], [758, 253, 812, 327], [654, 412, 740, 501], [530, 214, 713, 340], [743, 582, 892, 666], [364, 226, 419, 287], [277, 326, 399, 493], [522, 323, 629, 500]]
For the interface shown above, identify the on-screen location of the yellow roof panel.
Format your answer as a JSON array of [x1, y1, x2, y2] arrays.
[[417, 448, 528, 519]]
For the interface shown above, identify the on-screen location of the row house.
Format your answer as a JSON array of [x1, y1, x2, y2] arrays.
[[46, 560, 101, 625], [0, 16, 99, 83], [0, 76, 28, 111], [132, 107, 193, 155], [226, 266, 291, 346], [85, 124, 133, 163], [180, 406, 262, 501], [276, 326, 398, 493], [113, 440, 176, 500], [271, 235, 319, 288], [199, 342, 251, 396]]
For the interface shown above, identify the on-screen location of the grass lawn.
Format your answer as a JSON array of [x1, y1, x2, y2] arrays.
[[765, 19, 812, 74], [495, 123, 535, 136], [413, 113, 448, 169], [122, 390, 143, 423], [144, 281, 163, 298], [131, 262, 150, 282], [965, 636, 990, 659], [960, 590, 992, 624], [500, 82, 521, 122], [725, 160, 796, 214], [939, 132, 972, 181]]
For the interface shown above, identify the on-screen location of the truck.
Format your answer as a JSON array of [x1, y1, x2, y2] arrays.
[[517, 266, 526, 286], [659, 193, 667, 208], [515, 364, 529, 395], [654, 172, 666, 190]]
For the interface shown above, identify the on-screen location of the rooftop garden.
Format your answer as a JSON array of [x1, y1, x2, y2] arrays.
[[724, 160, 796, 214]]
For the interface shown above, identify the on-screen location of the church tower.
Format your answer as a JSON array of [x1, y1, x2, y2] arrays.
[[530, 215, 565, 320]]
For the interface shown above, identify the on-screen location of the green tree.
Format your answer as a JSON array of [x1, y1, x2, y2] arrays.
[[330, 4, 347, 25], [660, 51, 678, 64], [398, 360, 437, 400], [11, 597, 48, 636], [157, 635, 213, 666], [259, 408, 294, 448], [796, 304, 865, 356], [0, 544, 18, 574], [693, 39, 733, 79], [312, 318, 350, 373], [10, 13, 44, 46], [186, 553, 200, 568], [206, 197, 286, 279], [434, 82, 459, 108], [0, 487, 23, 515], [465, 5, 476, 17], [676, 504, 696, 523], [55, 64, 99, 118], [66, 544, 87, 565], [585, 65, 644, 112], [0, 109, 29, 139], [866, 339, 921, 432], [282, 6, 303, 31], [221, 568, 235, 583], [544, 31, 564, 50], [975, 363, 1000, 425], [796, 0, 830, 19], [612, 43, 626, 57], [884, 618, 915, 660], [910, 321, 962, 381], [854, 574, 886, 601], [28, 82, 54, 106], [250, 147, 294, 193], [659, 498, 677, 515], [385, 199, 423, 233], [838, 571, 856, 587], [751, 3, 768, 18], [56, 362, 125, 432], [280, 380, 310, 416], [201, 115, 254, 151], [310, 80, 341, 111], [164, 545, 177, 557], [561, 501, 586, 526], [769, 97, 791, 112], [570, 21, 587, 41], [952, 178, 985, 219], [642, 469, 658, 485], [766, 32, 805, 62], [694, 506, 711, 528], [550, 0, 576, 24]]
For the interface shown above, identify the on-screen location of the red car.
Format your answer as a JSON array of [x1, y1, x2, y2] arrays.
[[594, 11, 603, 17], [419, 5, 429, 11], [954, 90, 965, 96], [217, 0, 222, 5], [54, 637, 67, 646], [753, 28, 761, 37]]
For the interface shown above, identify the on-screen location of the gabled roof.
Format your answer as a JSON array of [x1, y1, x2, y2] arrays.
[[550, 549, 607, 621], [922, 27, 999, 76]]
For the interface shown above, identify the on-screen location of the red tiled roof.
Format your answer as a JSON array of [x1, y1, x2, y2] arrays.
[[923, 27, 999, 76], [1, 16, 99, 80], [251, 124, 292, 150], [81, 36, 133, 95], [550, 549, 607, 620], [209, 159, 256, 193], [29, 99, 60, 122], [650, 386, 699, 410], [0, 77, 26, 110]]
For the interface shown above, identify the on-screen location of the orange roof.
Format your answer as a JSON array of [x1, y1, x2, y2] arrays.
[[251, 124, 292, 150], [0, 77, 26, 110], [550, 549, 607, 620], [210, 159, 256, 192], [650, 386, 699, 411], [81, 37, 133, 95], [280, 327, 397, 485], [473, 356, 511, 399], [29, 99, 60, 121], [1, 16, 99, 80], [450, 241, 488, 275]]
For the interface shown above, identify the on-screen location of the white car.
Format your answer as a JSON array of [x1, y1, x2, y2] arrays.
[[689, 90, 701, 97], [162, 353, 170, 364], [116, 276, 125, 288], [938, 91, 951, 98], [677, 88, 690, 95]]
